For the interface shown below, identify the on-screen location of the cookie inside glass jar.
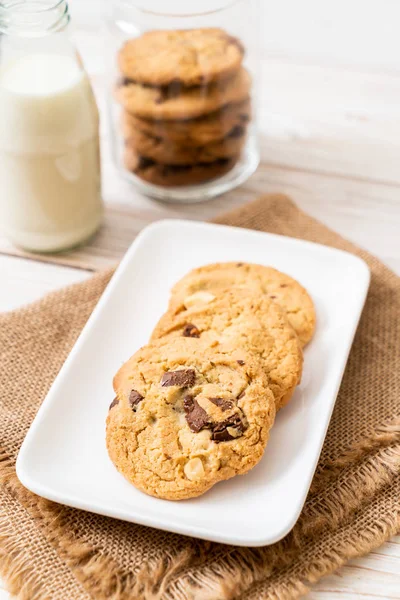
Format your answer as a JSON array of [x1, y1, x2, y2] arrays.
[[114, 28, 253, 188]]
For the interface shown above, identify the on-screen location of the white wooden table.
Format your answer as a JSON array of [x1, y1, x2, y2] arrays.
[[1, 1, 400, 597]]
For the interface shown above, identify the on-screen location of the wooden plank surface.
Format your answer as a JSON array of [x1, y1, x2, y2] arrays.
[[1, 160, 399, 273]]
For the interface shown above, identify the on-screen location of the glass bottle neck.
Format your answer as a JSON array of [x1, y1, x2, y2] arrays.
[[0, 0, 70, 37]]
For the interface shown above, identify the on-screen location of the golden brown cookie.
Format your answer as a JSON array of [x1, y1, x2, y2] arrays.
[[122, 98, 251, 146], [152, 288, 303, 410], [124, 124, 246, 165], [124, 148, 238, 187], [169, 263, 316, 347], [115, 67, 251, 120], [107, 337, 275, 500], [118, 28, 244, 87]]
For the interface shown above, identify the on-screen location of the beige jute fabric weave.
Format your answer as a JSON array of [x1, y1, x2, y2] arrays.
[[1, 194, 399, 600]]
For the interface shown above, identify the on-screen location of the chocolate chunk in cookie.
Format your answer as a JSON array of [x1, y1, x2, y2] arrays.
[[209, 397, 233, 411], [182, 323, 201, 338], [228, 124, 245, 139], [154, 79, 183, 104], [136, 155, 155, 170], [183, 395, 210, 433], [129, 389, 144, 410], [109, 397, 119, 410], [212, 414, 246, 442], [161, 369, 196, 387]]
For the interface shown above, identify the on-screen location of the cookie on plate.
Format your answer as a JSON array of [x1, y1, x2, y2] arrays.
[[152, 288, 303, 410], [107, 337, 275, 500], [124, 124, 246, 165], [118, 28, 245, 87], [169, 262, 316, 347], [122, 98, 251, 146], [124, 148, 238, 187], [115, 67, 251, 121]]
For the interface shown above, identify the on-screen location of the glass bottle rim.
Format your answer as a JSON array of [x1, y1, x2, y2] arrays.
[[0, 0, 70, 36], [0, 0, 66, 14]]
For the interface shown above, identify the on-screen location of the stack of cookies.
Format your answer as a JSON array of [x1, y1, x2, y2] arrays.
[[107, 262, 316, 500], [115, 28, 251, 187]]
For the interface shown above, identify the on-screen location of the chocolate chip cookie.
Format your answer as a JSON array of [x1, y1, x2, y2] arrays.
[[118, 28, 245, 87], [115, 67, 251, 121], [169, 263, 316, 347], [124, 148, 238, 187], [122, 98, 251, 146], [124, 124, 246, 165], [152, 288, 303, 410], [107, 337, 275, 500]]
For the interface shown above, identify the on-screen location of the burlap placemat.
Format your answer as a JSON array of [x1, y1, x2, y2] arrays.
[[1, 194, 399, 600]]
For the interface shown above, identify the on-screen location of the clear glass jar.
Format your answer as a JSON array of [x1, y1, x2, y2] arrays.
[[0, 0, 103, 252], [107, 0, 260, 203]]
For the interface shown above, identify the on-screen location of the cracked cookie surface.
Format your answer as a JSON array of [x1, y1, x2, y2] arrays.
[[118, 28, 244, 87], [107, 337, 275, 500], [152, 288, 303, 410], [169, 262, 316, 347]]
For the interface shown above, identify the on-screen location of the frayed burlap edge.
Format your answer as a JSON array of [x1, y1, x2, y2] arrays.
[[310, 416, 400, 493], [1, 418, 400, 600], [0, 459, 196, 600], [0, 450, 89, 600]]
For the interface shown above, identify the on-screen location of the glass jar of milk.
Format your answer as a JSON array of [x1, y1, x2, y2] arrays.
[[0, 1, 103, 252]]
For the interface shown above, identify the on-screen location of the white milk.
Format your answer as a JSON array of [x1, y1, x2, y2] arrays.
[[0, 54, 103, 252]]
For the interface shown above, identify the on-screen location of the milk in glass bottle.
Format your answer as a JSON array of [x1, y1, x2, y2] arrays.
[[0, 0, 103, 252]]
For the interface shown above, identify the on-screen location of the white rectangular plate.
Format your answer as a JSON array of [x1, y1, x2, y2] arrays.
[[16, 220, 370, 546]]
